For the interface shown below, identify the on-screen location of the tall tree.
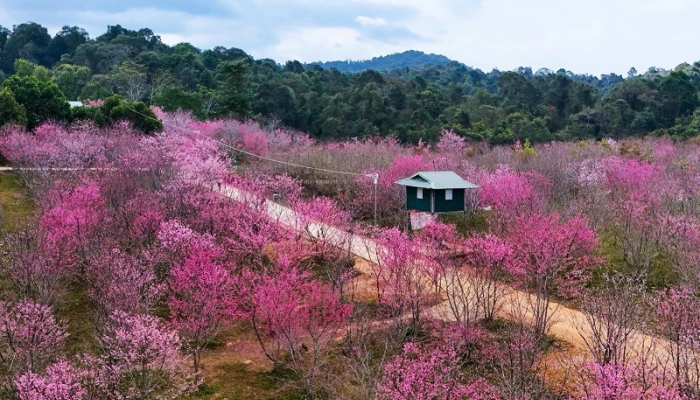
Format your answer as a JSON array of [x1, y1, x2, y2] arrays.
[[52, 64, 91, 100], [48, 25, 89, 62], [2, 74, 69, 129], [505, 213, 599, 339], [2, 22, 52, 71], [101, 94, 163, 133], [112, 61, 148, 101], [214, 60, 250, 118], [659, 71, 699, 123], [0, 87, 27, 127], [0, 25, 9, 53], [497, 71, 541, 113]]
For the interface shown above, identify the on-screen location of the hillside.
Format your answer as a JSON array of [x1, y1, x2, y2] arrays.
[[310, 50, 453, 72], [0, 22, 699, 145], [2, 118, 700, 400]]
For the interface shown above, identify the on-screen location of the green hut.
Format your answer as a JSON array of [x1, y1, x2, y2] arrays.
[[395, 171, 478, 213]]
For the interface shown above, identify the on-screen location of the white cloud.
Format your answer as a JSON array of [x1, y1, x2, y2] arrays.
[[265, 26, 407, 62], [1, 0, 699, 75], [361, 0, 700, 75], [355, 16, 387, 27]]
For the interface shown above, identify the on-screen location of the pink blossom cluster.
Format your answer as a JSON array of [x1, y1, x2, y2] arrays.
[[378, 342, 501, 400]]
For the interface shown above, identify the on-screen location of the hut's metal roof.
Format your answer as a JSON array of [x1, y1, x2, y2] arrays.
[[395, 171, 478, 190]]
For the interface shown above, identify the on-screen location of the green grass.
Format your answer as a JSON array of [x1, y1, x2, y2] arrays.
[[58, 280, 100, 356], [192, 362, 307, 400], [0, 172, 33, 301], [0, 172, 33, 232], [437, 210, 490, 237], [186, 324, 311, 400], [592, 232, 679, 290]]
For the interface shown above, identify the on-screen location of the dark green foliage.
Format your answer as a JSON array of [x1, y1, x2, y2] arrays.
[[498, 71, 541, 113], [1, 22, 52, 72], [0, 87, 27, 127], [2, 21, 700, 143], [67, 95, 163, 133], [214, 60, 251, 118], [152, 85, 205, 118], [68, 104, 107, 126], [53, 64, 91, 100], [48, 26, 89, 63], [0, 25, 9, 53], [658, 71, 699, 123], [252, 81, 298, 126], [102, 95, 163, 134], [3, 74, 69, 129]]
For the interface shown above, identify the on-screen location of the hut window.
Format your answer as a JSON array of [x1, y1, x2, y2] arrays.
[[445, 189, 453, 200], [417, 188, 423, 199]]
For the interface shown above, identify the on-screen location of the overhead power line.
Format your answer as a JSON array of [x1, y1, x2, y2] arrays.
[[127, 108, 374, 177], [127, 108, 380, 223]]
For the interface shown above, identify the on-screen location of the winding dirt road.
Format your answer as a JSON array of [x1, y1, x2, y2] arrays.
[[215, 183, 678, 376], [2, 166, 676, 377]]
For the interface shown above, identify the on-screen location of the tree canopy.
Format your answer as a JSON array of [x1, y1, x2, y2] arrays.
[[1, 21, 700, 142]]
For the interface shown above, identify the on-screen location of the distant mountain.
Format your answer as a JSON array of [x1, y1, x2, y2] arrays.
[[311, 50, 453, 73]]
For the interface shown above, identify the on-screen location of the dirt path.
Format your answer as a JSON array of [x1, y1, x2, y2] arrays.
[[226, 184, 681, 374], [3, 168, 677, 384], [216, 184, 675, 366]]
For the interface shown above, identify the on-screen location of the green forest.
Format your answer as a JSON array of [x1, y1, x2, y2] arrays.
[[2, 21, 700, 143]]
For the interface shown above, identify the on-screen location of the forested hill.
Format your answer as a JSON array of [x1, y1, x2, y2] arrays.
[[1, 22, 700, 144], [311, 50, 452, 72]]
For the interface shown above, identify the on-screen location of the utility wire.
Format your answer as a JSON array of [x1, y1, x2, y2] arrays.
[[128, 107, 380, 223], [127, 108, 375, 178]]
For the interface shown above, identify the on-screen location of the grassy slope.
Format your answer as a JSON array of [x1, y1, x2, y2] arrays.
[[0, 172, 32, 232], [0, 172, 32, 301], [193, 325, 306, 400], [0, 172, 564, 399]]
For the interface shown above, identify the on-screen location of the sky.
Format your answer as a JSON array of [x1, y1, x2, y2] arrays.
[[1, 0, 699, 76]]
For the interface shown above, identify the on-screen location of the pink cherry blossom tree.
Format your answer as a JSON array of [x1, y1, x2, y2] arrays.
[[84, 248, 164, 322], [238, 124, 271, 156], [378, 342, 501, 400], [15, 361, 86, 400], [241, 265, 352, 394], [369, 228, 434, 331], [156, 220, 221, 268], [661, 215, 700, 287], [0, 300, 67, 394], [505, 213, 599, 339], [39, 181, 106, 262], [168, 248, 237, 372], [294, 195, 355, 293], [0, 122, 118, 169], [655, 286, 700, 393], [596, 156, 667, 277], [90, 312, 198, 400], [478, 166, 544, 233], [1, 228, 72, 305], [490, 323, 544, 400], [581, 363, 643, 400], [578, 362, 687, 400], [294, 196, 350, 254], [444, 234, 512, 326], [175, 178, 290, 267], [576, 275, 647, 367], [436, 129, 467, 155], [414, 221, 459, 298]]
